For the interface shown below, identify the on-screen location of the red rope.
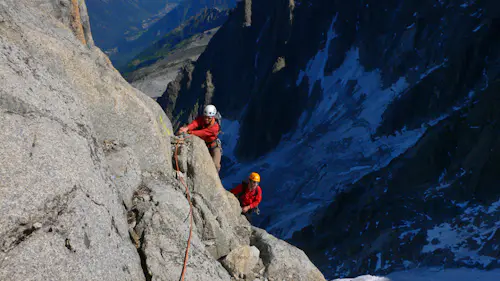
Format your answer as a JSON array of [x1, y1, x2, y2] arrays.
[[174, 136, 193, 281]]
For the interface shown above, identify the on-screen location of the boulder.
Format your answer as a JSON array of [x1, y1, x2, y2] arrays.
[[251, 227, 326, 281], [221, 245, 260, 278]]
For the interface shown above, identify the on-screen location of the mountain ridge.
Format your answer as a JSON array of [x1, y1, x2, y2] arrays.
[[108, 0, 237, 68]]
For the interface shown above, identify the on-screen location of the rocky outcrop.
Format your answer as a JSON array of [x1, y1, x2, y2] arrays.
[[174, 137, 251, 259], [125, 173, 234, 281], [129, 57, 198, 99], [0, 0, 325, 280], [157, 61, 195, 123], [221, 245, 260, 278], [32, 0, 94, 47], [127, 27, 218, 99], [244, 0, 252, 27], [252, 227, 326, 281], [70, 0, 86, 45], [218, 227, 327, 281]]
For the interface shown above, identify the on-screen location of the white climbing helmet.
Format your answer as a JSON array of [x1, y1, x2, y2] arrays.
[[204, 104, 217, 117]]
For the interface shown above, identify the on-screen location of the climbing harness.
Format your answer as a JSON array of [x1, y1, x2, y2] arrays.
[[206, 138, 223, 155], [193, 118, 223, 155], [174, 134, 193, 281], [206, 138, 219, 149]]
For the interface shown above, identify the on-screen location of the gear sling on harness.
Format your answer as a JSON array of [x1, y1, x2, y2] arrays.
[[198, 120, 222, 154], [206, 138, 222, 154]]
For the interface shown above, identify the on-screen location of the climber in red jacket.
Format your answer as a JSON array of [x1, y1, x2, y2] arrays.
[[230, 172, 263, 223], [177, 104, 221, 172]]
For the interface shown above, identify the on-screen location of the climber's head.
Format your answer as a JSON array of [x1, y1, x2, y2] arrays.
[[203, 104, 217, 124], [248, 172, 260, 190]]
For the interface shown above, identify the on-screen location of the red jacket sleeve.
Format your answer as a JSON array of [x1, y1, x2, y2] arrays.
[[230, 184, 243, 195], [186, 117, 202, 131], [249, 186, 262, 209], [190, 123, 219, 139]]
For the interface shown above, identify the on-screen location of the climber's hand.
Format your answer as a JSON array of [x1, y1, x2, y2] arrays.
[[177, 127, 188, 135], [242, 206, 251, 213]]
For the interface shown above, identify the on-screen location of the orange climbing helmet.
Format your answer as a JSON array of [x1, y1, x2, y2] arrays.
[[249, 172, 261, 182]]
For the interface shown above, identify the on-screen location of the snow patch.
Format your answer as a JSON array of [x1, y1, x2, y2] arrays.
[[338, 165, 372, 176], [422, 201, 499, 268], [296, 13, 338, 95], [335, 275, 389, 281], [298, 47, 409, 134], [399, 229, 420, 240], [334, 268, 500, 281], [473, 24, 484, 32], [420, 61, 447, 80], [460, 1, 475, 8], [375, 253, 383, 271], [422, 223, 459, 253], [487, 198, 500, 214]]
